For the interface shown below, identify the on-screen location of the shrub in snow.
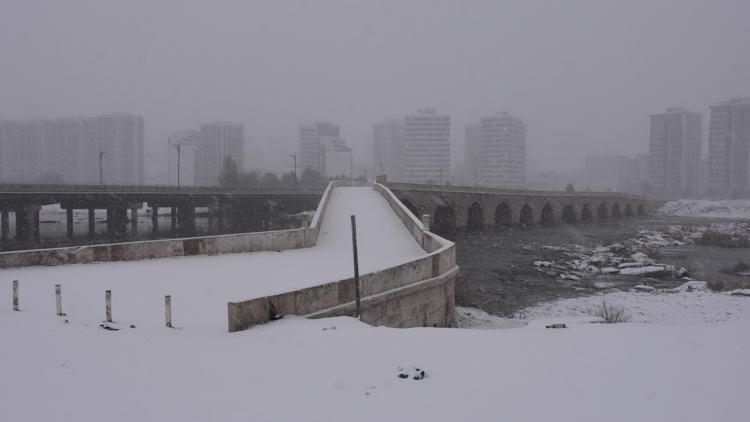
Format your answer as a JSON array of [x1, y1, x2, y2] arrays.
[[594, 300, 631, 324], [397, 367, 426, 380]]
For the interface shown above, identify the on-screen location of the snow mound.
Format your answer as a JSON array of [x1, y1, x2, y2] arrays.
[[455, 307, 527, 329], [672, 280, 710, 293], [659, 199, 750, 219]]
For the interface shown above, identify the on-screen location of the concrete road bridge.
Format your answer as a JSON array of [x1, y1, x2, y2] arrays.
[[0, 183, 322, 243], [385, 183, 656, 238]]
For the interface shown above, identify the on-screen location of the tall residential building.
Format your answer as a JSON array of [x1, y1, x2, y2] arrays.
[[194, 122, 244, 186], [0, 113, 144, 185], [648, 107, 702, 197], [708, 97, 750, 197], [298, 122, 340, 175], [373, 119, 403, 182], [617, 154, 649, 195], [464, 123, 482, 186], [403, 108, 450, 185], [478, 112, 526, 188], [167, 129, 202, 186], [324, 138, 353, 178]]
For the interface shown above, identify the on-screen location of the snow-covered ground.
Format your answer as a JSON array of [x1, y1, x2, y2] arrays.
[[659, 199, 750, 219], [0, 187, 426, 332], [3, 296, 750, 421]]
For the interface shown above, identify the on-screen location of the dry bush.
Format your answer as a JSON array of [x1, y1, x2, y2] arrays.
[[594, 300, 631, 323]]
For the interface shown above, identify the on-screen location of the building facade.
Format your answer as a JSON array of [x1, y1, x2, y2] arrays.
[[403, 108, 451, 185], [648, 107, 702, 197], [194, 122, 244, 186], [478, 112, 526, 188], [298, 122, 340, 175], [708, 98, 750, 197], [464, 123, 482, 186], [373, 119, 404, 182], [0, 113, 144, 185]]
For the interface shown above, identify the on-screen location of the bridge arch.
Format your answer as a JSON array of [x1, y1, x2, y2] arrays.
[[519, 204, 534, 226], [399, 198, 421, 220], [540, 203, 554, 225], [637, 204, 645, 215], [561, 204, 576, 223], [433, 206, 456, 239], [597, 202, 608, 220], [494, 202, 512, 227], [467, 202, 485, 231], [624, 204, 634, 217], [580, 204, 593, 221], [612, 203, 621, 218]]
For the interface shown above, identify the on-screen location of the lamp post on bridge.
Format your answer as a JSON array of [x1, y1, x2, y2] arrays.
[[290, 153, 297, 191], [98, 149, 107, 185], [171, 143, 182, 188]]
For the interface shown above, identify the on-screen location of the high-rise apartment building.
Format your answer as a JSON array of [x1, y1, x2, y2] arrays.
[[478, 112, 526, 188], [0, 113, 144, 185], [373, 119, 403, 182], [648, 107, 702, 197], [403, 108, 450, 184], [194, 122, 244, 186], [464, 123, 482, 186], [708, 97, 750, 197], [298, 122, 340, 175]]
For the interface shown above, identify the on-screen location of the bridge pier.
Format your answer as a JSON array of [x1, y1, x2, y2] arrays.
[[66, 209, 74, 240], [106, 207, 129, 238], [170, 207, 177, 235], [1, 209, 9, 242], [176, 206, 196, 236], [88, 208, 96, 239], [15, 204, 41, 244], [151, 206, 159, 236], [130, 207, 139, 237]]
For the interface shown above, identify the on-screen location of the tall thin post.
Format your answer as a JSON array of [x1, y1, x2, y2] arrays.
[[12, 280, 18, 311], [290, 153, 297, 191], [99, 149, 107, 185], [172, 143, 181, 188], [350, 215, 362, 318], [105, 290, 112, 322], [55, 284, 63, 316], [165, 295, 172, 328]]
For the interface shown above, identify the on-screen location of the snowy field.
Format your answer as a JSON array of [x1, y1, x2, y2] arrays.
[[3, 293, 750, 421], [0, 187, 426, 332], [659, 199, 750, 219]]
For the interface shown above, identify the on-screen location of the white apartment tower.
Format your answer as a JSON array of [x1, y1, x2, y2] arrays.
[[403, 108, 450, 185], [298, 121, 341, 175], [708, 97, 750, 197], [648, 107, 702, 197], [372, 119, 404, 182], [478, 112, 526, 188], [194, 122, 244, 186]]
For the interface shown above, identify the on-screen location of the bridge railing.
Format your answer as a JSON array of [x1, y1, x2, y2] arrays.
[[384, 182, 648, 200], [0, 183, 324, 195]]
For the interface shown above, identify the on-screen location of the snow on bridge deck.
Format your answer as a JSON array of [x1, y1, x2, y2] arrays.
[[0, 187, 426, 332]]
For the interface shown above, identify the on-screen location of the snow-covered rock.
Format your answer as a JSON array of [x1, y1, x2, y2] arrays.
[[620, 265, 671, 277], [673, 280, 710, 293], [729, 289, 750, 297], [633, 284, 656, 293], [659, 199, 750, 219], [601, 267, 620, 275]]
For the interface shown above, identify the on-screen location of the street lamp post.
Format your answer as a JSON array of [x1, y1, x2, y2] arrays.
[[290, 153, 297, 190], [172, 143, 182, 188], [98, 149, 107, 185]]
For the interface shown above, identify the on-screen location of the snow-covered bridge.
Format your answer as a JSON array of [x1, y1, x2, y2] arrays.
[[0, 182, 457, 332]]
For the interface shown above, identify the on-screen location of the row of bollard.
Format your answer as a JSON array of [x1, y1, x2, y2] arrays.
[[11, 280, 174, 328]]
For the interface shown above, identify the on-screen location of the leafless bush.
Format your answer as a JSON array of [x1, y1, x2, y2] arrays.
[[594, 300, 631, 323]]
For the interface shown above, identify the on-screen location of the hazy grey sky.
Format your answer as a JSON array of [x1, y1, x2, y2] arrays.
[[2, 0, 749, 180]]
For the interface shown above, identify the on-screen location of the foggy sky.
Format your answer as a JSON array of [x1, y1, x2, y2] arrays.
[[1, 0, 749, 182]]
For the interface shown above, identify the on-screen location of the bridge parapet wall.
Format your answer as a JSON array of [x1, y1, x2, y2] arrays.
[[227, 183, 457, 332]]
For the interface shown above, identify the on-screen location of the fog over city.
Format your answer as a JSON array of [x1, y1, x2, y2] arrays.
[[2, 0, 748, 182]]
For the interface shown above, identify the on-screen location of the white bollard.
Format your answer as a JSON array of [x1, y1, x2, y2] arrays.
[[55, 284, 63, 316], [12, 280, 18, 311], [164, 295, 172, 328], [105, 290, 112, 322]]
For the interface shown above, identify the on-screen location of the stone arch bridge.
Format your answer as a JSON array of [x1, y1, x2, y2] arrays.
[[385, 183, 659, 238]]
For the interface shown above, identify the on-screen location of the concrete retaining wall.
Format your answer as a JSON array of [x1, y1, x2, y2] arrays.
[[227, 183, 458, 332], [0, 182, 336, 269]]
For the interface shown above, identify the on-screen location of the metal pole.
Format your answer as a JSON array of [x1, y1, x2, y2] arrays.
[[55, 284, 63, 316], [165, 295, 172, 328], [350, 215, 362, 319], [99, 149, 107, 185], [290, 153, 297, 191], [105, 290, 112, 322], [177, 144, 181, 188], [12, 280, 18, 311]]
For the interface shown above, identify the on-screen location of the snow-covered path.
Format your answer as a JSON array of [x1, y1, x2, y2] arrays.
[[0, 187, 426, 332]]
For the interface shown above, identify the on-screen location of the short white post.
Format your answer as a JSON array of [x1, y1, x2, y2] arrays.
[[12, 280, 18, 311], [421, 214, 431, 232], [105, 290, 112, 322], [55, 284, 63, 316], [164, 295, 172, 328]]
